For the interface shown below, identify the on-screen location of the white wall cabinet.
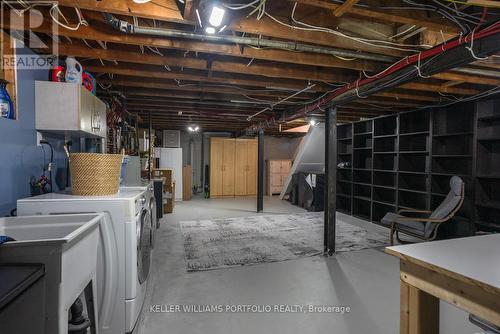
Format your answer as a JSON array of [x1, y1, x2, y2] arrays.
[[35, 81, 107, 138]]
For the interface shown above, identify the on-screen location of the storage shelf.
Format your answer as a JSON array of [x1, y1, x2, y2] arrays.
[[478, 114, 500, 121], [477, 137, 500, 142], [431, 172, 471, 177], [433, 132, 473, 138], [399, 170, 428, 175], [353, 147, 372, 150], [373, 184, 396, 190], [432, 155, 472, 158], [352, 168, 371, 171], [354, 131, 373, 136], [476, 201, 500, 210], [372, 199, 395, 206], [399, 131, 429, 137], [477, 174, 500, 179], [373, 169, 396, 173], [373, 151, 397, 154], [399, 151, 429, 154], [338, 137, 353, 141], [353, 196, 371, 202], [353, 182, 371, 187], [399, 188, 428, 195], [373, 134, 397, 139]]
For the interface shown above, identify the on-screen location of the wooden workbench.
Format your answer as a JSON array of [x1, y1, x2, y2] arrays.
[[386, 234, 500, 334]]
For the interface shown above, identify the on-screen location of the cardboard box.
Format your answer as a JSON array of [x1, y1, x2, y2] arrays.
[[163, 182, 175, 214], [152, 169, 173, 187], [182, 165, 192, 201]]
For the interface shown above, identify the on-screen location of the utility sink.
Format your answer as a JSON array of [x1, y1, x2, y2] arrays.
[[0, 214, 100, 246], [0, 213, 104, 334]]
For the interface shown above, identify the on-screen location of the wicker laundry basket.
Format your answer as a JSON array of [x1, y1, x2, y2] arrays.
[[65, 147, 124, 196]]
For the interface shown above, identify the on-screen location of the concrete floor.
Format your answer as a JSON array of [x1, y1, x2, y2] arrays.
[[135, 196, 479, 334]]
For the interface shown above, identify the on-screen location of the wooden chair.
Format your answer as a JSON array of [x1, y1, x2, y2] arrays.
[[381, 176, 465, 246]]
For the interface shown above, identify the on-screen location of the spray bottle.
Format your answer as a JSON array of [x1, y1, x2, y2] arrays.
[[0, 79, 14, 119]]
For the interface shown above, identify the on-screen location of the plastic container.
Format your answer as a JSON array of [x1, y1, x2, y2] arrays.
[[0, 213, 102, 334], [0, 79, 14, 119], [65, 57, 83, 84]]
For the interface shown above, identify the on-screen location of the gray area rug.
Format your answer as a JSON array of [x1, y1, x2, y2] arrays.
[[180, 212, 389, 271]]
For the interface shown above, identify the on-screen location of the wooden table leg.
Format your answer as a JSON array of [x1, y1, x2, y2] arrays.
[[408, 285, 439, 334], [400, 280, 410, 334]]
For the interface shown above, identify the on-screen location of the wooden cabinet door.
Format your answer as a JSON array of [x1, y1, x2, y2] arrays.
[[246, 140, 258, 196], [271, 160, 281, 174], [210, 138, 224, 197], [222, 139, 236, 196], [235, 140, 248, 196], [281, 160, 292, 174]]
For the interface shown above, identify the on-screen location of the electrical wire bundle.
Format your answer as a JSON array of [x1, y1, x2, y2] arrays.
[[247, 19, 500, 132]]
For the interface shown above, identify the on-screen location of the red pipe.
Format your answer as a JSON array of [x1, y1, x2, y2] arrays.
[[249, 22, 500, 131]]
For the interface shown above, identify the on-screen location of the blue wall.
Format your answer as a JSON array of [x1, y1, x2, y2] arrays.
[[0, 44, 76, 216]]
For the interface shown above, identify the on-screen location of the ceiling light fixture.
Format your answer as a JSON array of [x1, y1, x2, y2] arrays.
[[208, 6, 225, 27], [205, 26, 216, 34], [132, 0, 152, 3], [188, 125, 200, 132], [309, 119, 318, 126]]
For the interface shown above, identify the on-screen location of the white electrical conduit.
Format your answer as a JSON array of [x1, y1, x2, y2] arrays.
[[102, 13, 396, 63], [246, 84, 315, 121]]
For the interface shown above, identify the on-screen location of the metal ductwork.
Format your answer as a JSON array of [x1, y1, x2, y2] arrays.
[[102, 13, 395, 63]]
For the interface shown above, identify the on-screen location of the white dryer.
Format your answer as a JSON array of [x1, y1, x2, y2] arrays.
[[17, 189, 153, 334]]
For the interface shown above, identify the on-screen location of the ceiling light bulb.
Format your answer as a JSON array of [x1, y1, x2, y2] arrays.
[[208, 6, 225, 27], [132, 0, 151, 3], [194, 126, 200, 131], [205, 26, 216, 34], [309, 119, 317, 126]]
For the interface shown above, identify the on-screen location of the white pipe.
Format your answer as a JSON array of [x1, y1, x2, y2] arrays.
[[246, 84, 316, 121]]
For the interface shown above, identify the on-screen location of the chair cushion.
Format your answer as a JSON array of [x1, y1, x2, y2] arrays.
[[394, 220, 427, 237], [427, 176, 464, 237], [380, 212, 426, 237], [380, 212, 401, 227]]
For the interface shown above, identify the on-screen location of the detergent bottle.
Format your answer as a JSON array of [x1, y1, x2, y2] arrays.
[[65, 57, 83, 84], [0, 79, 14, 119]]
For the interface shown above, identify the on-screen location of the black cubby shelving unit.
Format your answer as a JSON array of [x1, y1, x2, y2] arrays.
[[334, 99, 499, 234], [337, 123, 353, 214], [474, 99, 500, 231]]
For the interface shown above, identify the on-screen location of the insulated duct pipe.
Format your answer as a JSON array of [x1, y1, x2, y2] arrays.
[[102, 13, 395, 63]]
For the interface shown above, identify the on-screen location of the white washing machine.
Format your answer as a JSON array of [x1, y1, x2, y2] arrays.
[[120, 181, 158, 247], [17, 189, 153, 334]]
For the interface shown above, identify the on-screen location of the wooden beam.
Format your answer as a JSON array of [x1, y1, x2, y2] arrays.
[[3, 16, 379, 71], [292, 0, 458, 33], [58, 0, 188, 23], [85, 64, 324, 91], [399, 82, 479, 95], [102, 80, 311, 99], [374, 91, 440, 102], [332, 0, 360, 17], [433, 72, 500, 86]]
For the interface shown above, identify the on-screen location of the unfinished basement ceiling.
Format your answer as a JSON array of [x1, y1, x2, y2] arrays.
[[3, 0, 500, 134]]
